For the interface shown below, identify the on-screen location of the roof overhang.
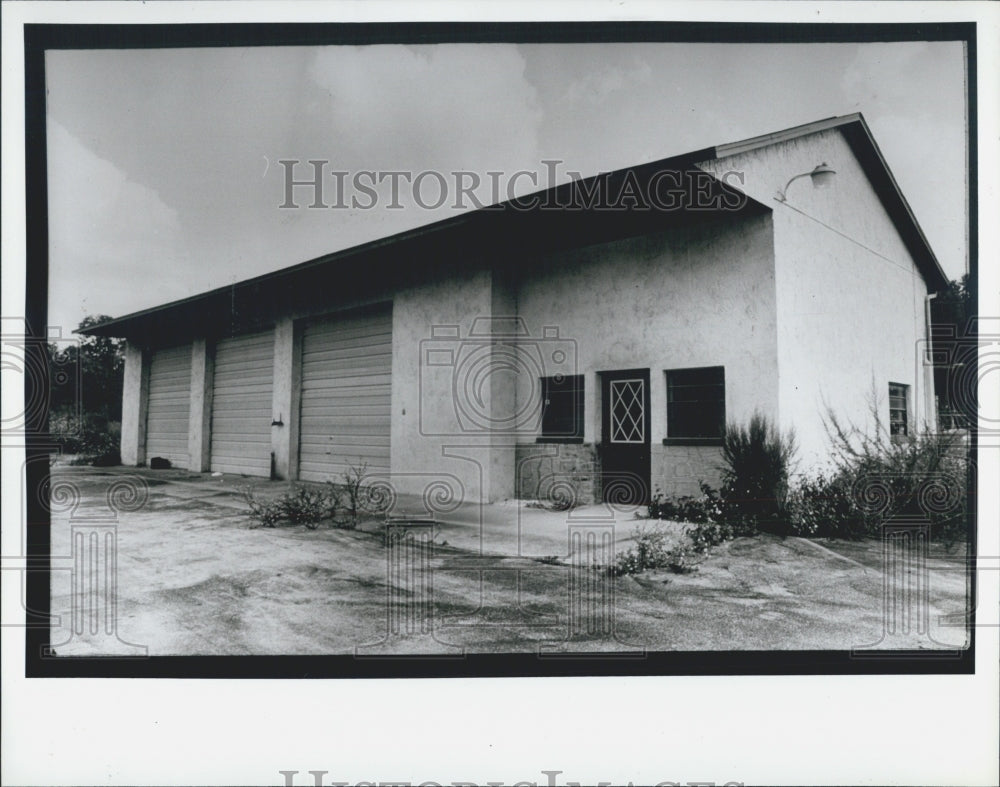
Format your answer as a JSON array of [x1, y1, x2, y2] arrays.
[[78, 160, 767, 343], [79, 112, 948, 342]]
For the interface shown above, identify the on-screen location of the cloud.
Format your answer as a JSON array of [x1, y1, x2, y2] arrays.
[[868, 111, 967, 275], [559, 58, 654, 107], [307, 44, 542, 172], [46, 120, 193, 328], [839, 42, 967, 276]]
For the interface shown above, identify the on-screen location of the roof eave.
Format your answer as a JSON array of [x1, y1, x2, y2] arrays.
[[79, 113, 951, 338], [712, 112, 948, 292]]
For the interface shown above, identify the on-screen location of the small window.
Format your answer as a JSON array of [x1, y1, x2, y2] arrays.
[[666, 366, 725, 443], [889, 382, 909, 436], [539, 374, 584, 441]]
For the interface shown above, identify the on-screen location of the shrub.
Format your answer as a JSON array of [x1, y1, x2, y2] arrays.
[[277, 484, 332, 529], [799, 403, 970, 543], [336, 460, 369, 525], [50, 408, 121, 465], [662, 543, 706, 574], [647, 482, 726, 524], [785, 471, 866, 539], [720, 412, 797, 534], [609, 523, 675, 576], [242, 462, 379, 530], [609, 519, 735, 577], [685, 519, 735, 553], [242, 483, 344, 530], [241, 485, 284, 529]]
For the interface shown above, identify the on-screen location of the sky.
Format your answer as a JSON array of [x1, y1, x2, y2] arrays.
[[45, 40, 968, 332]]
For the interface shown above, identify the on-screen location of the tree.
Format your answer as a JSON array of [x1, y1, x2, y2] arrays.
[[930, 275, 974, 428], [49, 314, 124, 420], [931, 274, 972, 333]]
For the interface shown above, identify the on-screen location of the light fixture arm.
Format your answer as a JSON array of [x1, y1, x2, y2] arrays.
[[775, 162, 836, 202], [775, 172, 811, 202]]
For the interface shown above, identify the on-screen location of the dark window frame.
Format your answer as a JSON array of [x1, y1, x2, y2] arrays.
[[889, 382, 909, 437], [664, 366, 726, 446], [537, 374, 584, 443]]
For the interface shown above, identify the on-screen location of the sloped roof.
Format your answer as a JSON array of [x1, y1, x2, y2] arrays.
[[80, 112, 947, 340], [713, 112, 948, 292]]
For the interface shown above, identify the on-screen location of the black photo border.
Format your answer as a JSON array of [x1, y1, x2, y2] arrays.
[[23, 19, 979, 678]]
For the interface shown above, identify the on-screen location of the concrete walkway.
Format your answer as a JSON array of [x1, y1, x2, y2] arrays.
[[54, 464, 669, 561]]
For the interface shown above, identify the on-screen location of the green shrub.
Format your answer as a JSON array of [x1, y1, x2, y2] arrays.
[[720, 412, 797, 534]]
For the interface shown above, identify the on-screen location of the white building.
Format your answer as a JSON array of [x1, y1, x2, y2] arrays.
[[81, 113, 947, 505]]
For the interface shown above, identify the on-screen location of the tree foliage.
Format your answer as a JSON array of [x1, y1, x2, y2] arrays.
[[929, 275, 974, 426], [49, 314, 124, 420]]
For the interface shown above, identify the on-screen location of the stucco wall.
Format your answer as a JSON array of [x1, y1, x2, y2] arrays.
[[701, 128, 936, 470], [514, 211, 778, 496], [390, 267, 520, 504]]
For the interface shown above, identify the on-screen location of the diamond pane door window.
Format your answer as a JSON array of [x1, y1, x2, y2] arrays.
[[600, 369, 650, 504]]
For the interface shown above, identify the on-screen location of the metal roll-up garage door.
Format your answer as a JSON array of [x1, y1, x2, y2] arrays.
[[146, 344, 192, 467], [299, 304, 392, 483], [210, 329, 275, 476]]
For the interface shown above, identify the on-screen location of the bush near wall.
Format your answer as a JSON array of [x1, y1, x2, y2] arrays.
[[649, 413, 796, 535], [646, 412, 969, 550], [719, 412, 797, 534], [49, 407, 121, 465], [790, 416, 969, 545]]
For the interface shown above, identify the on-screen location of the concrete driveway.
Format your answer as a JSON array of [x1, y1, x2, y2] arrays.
[[47, 465, 971, 656]]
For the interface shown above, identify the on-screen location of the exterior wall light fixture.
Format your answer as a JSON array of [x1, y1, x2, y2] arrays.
[[775, 162, 837, 202]]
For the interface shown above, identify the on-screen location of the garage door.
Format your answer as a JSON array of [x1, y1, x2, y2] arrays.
[[210, 329, 275, 476], [299, 304, 392, 483], [145, 344, 192, 467]]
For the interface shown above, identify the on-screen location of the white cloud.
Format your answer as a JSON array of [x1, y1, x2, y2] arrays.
[[868, 111, 967, 276], [46, 120, 192, 328], [560, 59, 654, 107], [307, 44, 543, 172], [839, 42, 967, 276]]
